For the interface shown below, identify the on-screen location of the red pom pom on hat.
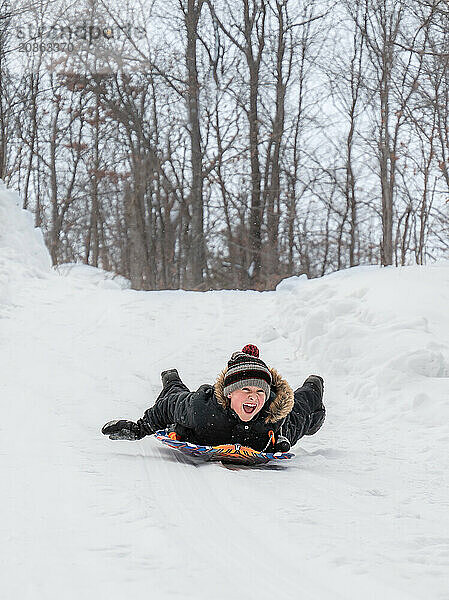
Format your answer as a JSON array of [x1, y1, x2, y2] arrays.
[[241, 344, 259, 358]]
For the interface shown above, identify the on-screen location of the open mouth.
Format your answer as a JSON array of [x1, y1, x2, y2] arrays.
[[242, 402, 257, 414]]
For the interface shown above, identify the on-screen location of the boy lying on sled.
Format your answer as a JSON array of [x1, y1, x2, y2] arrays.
[[102, 344, 325, 453]]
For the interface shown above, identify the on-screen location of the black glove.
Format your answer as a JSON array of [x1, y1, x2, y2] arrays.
[[102, 419, 146, 441], [273, 435, 291, 453]]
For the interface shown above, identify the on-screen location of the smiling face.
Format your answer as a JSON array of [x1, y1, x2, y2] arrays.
[[228, 386, 266, 421]]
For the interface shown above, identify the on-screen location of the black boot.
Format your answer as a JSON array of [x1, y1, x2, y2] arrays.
[[161, 369, 180, 387], [303, 375, 324, 397], [303, 375, 325, 435]]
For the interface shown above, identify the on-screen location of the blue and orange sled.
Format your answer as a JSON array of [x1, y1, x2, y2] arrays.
[[154, 430, 294, 465]]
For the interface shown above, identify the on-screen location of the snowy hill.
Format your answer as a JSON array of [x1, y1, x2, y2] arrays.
[[1, 185, 449, 600], [0, 182, 50, 305]]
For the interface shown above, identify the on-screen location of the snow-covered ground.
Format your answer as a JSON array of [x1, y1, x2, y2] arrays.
[[1, 185, 449, 600]]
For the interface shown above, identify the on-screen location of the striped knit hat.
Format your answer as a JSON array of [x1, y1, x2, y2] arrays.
[[223, 344, 272, 400]]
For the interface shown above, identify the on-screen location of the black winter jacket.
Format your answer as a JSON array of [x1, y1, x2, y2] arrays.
[[138, 368, 325, 452]]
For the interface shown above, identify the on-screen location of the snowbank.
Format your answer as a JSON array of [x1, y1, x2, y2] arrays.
[[0, 181, 51, 305], [0, 182, 130, 306], [55, 263, 131, 290], [274, 263, 449, 445]]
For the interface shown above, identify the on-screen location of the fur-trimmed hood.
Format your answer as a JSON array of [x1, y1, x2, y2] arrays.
[[214, 366, 294, 424]]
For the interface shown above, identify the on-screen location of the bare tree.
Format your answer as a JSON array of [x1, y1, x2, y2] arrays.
[[263, 0, 293, 281], [183, 0, 206, 287], [207, 0, 267, 287]]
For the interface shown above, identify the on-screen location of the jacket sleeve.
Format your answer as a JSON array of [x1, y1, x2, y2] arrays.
[[283, 380, 325, 446], [137, 376, 206, 435]]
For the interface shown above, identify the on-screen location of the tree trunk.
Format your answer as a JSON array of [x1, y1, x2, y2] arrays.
[[266, 1, 287, 281], [245, 1, 265, 288], [185, 0, 205, 288]]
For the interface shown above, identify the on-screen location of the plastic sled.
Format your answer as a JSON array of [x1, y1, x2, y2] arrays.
[[154, 430, 294, 465]]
